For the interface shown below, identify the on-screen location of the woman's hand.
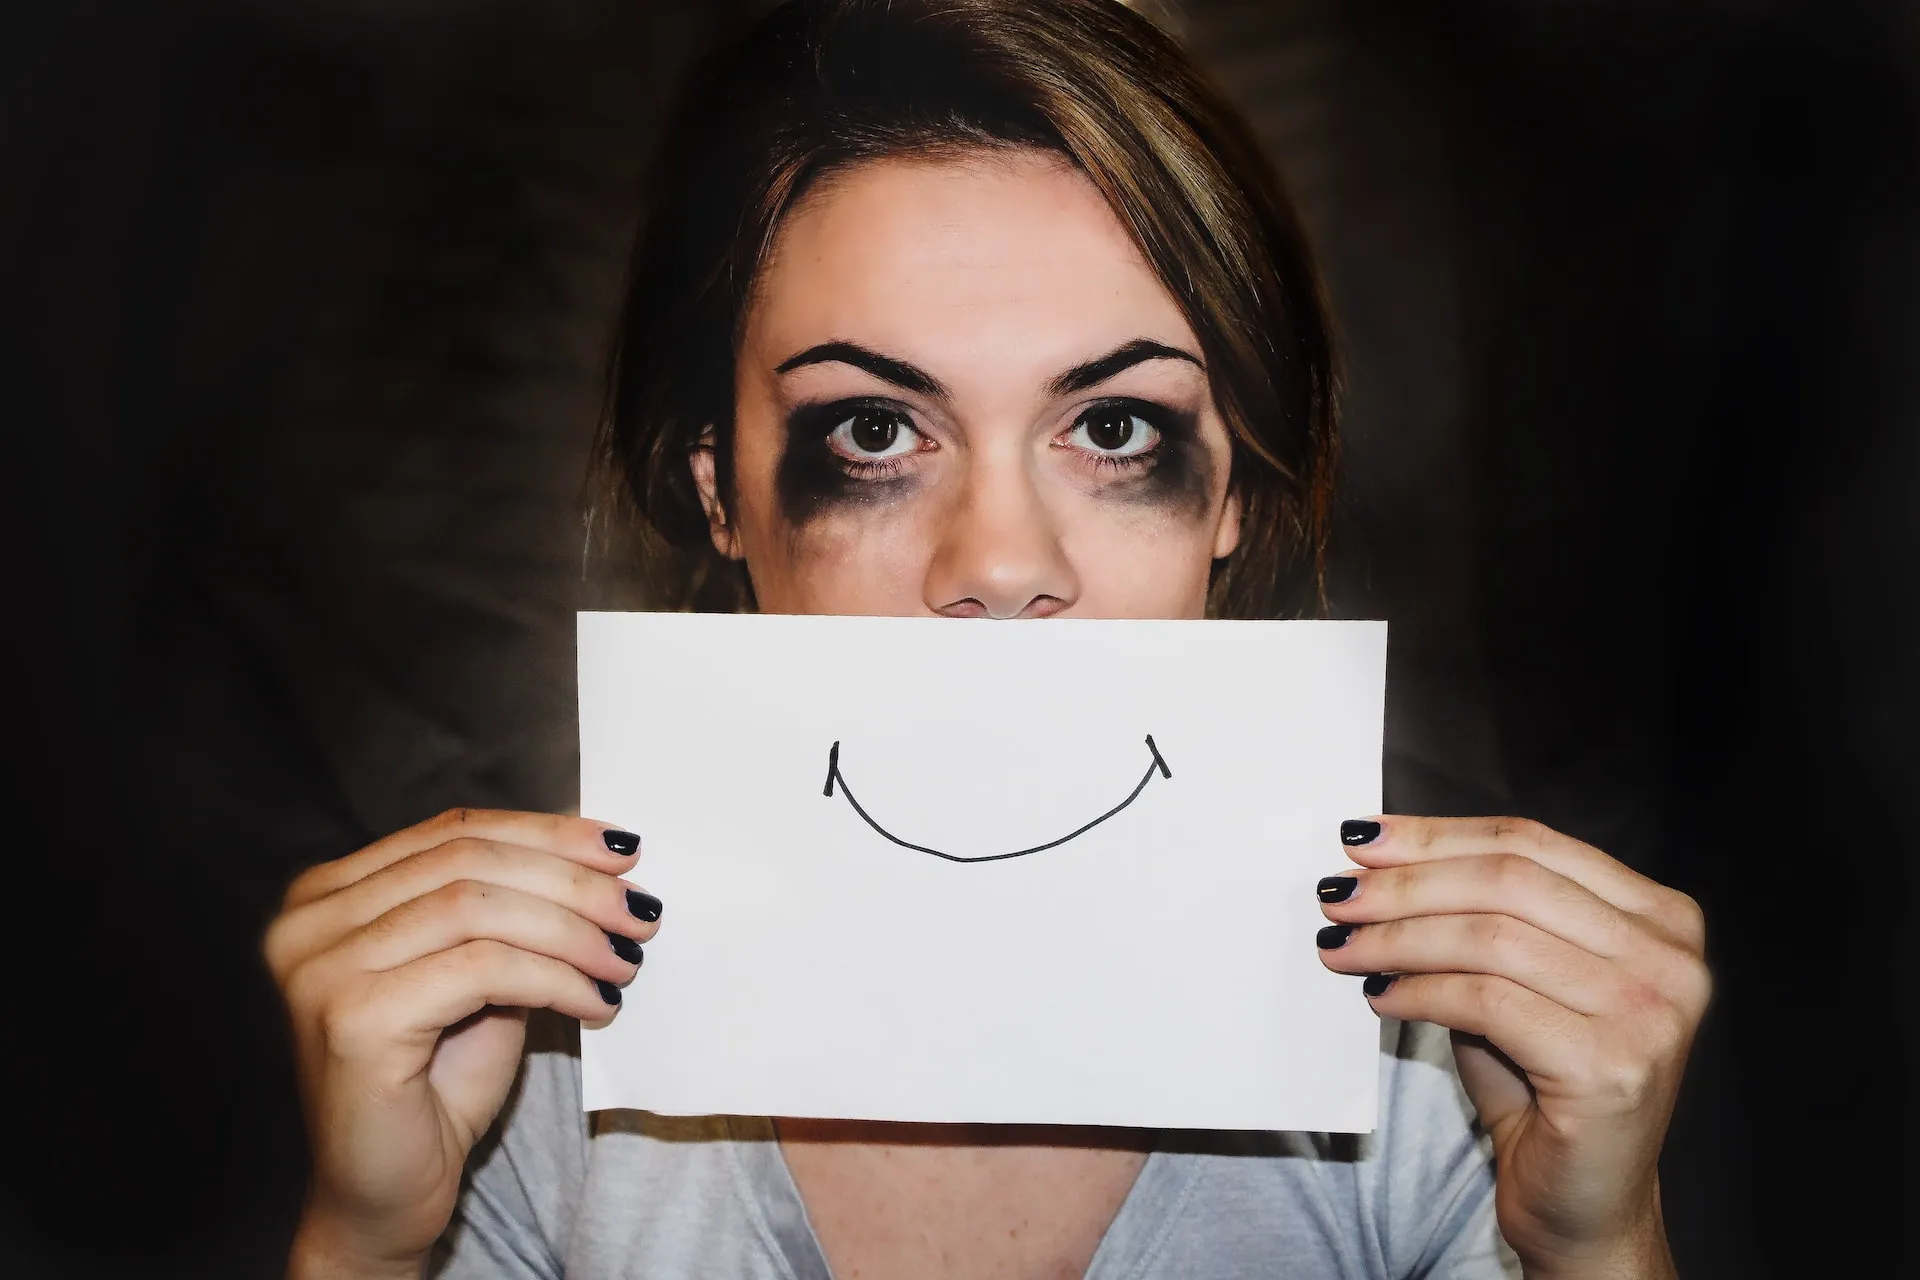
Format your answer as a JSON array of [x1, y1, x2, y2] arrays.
[[263, 809, 661, 1278], [1314, 816, 1709, 1280]]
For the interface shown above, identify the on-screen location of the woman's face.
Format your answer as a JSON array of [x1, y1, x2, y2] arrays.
[[695, 149, 1241, 620]]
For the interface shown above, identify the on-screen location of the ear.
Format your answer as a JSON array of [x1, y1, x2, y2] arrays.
[[689, 426, 744, 561], [1211, 483, 1243, 560]]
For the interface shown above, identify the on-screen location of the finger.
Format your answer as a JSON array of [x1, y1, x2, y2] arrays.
[[330, 941, 622, 1059], [1318, 854, 1642, 960], [1338, 815, 1671, 921], [272, 838, 662, 976], [328, 879, 644, 990], [1361, 970, 1597, 1088], [1319, 913, 1621, 1016], [284, 809, 640, 908]]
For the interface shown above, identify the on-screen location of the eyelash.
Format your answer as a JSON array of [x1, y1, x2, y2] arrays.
[[1061, 398, 1176, 475], [787, 397, 920, 480], [788, 395, 1183, 481]]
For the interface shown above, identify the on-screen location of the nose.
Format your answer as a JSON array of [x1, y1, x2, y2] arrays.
[[923, 453, 1080, 619]]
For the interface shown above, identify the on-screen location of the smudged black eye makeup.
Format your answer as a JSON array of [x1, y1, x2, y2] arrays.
[[776, 395, 927, 522], [773, 390, 1215, 526], [1056, 397, 1212, 514]]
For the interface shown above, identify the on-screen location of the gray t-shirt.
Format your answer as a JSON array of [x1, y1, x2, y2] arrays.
[[431, 1013, 1520, 1279]]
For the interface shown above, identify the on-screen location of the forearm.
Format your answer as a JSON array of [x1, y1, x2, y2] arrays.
[[288, 1209, 429, 1280]]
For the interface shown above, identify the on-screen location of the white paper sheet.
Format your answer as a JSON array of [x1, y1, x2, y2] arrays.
[[578, 612, 1386, 1132]]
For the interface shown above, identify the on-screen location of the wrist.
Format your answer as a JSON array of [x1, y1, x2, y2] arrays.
[[288, 1208, 428, 1280], [1516, 1199, 1677, 1280]]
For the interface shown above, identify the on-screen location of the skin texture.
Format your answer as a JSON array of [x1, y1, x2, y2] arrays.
[[269, 810, 656, 1278], [271, 151, 1703, 1280], [1321, 816, 1703, 1280], [693, 151, 1242, 621]]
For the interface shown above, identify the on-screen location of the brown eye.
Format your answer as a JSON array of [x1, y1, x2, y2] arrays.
[[1087, 408, 1135, 450], [1067, 404, 1160, 458], [849, 412, 899, 454], [826, 408, 921, 461]]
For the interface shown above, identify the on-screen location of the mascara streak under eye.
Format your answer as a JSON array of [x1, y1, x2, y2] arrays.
[[774, 397, 919, 524], [1086, 402, 1213, 518]]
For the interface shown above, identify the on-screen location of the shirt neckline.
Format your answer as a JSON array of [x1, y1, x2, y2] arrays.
[[722, 1117, 1199, 1280]]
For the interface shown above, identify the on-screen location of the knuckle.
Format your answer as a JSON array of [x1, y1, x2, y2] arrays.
[[315, 990, 378, 1056], [437, 877, 493, 919], [431, 806, 476, 831], [1614, 976, 1669, 1019], [1684, 960, 1715, 1014], [1490, 816, 1548, 847], [1484, 852, 1537, 893], [280, 957, 328, 1014], [1645, 998, 1694, 1055], [280, 863, 330, 911], [1597, 905, 1641, 956], [566, 860, 605, 901], [1470, 974, 1514, 1022], [1661, 890, 1708, 948], [1659, 953, 1714, 1019], [1588, 1048, 1656, 1109], [425, 835, 497, 876], [261, 915, 298, 980], [1471, 914, 1519, 957], [455, 937, 516, 980]]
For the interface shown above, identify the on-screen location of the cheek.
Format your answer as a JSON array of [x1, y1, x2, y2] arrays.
[[1052, 444, 1229, 618], [1060, 506, 1219, 616], [732, 409, 933, 613], [735, 489, 942, 614]]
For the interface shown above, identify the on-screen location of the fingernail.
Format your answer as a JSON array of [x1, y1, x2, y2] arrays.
[[626, 889, 663, 922], [603, 829, 640, 855], [1340, 819, 1382, 846], [1316, 924, 1353, 949], [1363, 973, 1397, 998], [594, 978, 622, 1006], [1316, 875, 1359, 903], [607, 932, 644, 965]]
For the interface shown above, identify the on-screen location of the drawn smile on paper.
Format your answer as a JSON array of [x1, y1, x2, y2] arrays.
[[821, 735, 1173, 864]]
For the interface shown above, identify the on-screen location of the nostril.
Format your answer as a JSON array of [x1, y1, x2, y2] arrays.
[[937, 598, 991, 619]]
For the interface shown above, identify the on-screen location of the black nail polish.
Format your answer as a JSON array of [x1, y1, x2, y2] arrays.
[[607, 932, 644, 965], [1363, 973, 1397, 998], [1340, 819, 1382, 846], [594, 978, 622, 1006], [626, 889, 663, 922], [1316, 875, 1359, 903], [1316, 924, 1353, 949], [603, 829, 640, 855]]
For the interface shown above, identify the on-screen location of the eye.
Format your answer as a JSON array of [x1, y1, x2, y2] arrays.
[[826, 408, 922, 461], [1066, 404, 1161, 458]]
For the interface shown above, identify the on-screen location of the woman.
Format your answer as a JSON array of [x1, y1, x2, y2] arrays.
[[267, 1, 1710, 1276]]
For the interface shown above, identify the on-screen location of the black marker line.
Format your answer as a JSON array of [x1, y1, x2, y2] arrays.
[[1145, 734, 1171, 780], [822, 735, 1171, 864]]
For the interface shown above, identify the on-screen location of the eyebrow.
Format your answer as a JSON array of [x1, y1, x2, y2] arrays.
[[1046, 338, 1204, 397], [772, 337, 1204, 401], [774, 342, 947, 398]]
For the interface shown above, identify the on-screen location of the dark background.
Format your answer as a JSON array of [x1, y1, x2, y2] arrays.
[[4, 1, 1914, 1276]]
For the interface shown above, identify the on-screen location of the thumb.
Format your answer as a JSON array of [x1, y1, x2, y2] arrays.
[[428, 1006, 532, 1151]]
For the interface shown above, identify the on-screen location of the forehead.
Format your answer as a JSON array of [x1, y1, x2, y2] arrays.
[[744, 150, 1198, 376]]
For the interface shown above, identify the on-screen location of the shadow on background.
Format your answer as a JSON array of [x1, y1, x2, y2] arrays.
[[3, 1, 1912, 1276]]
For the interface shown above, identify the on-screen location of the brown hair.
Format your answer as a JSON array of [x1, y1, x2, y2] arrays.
[[599, 0, 1338, 618]]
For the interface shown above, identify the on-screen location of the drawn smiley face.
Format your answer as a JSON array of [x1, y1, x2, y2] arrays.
[[821, 735, 1173, 864]]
